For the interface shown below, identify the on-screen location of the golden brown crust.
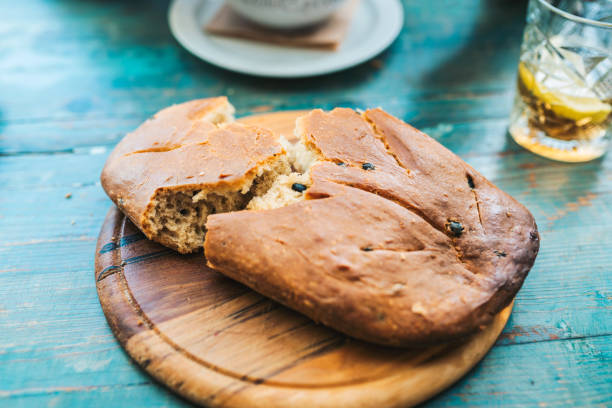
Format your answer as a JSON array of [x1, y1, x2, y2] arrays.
[[100, 98, 284, 252], [204, 107, 539, 346]]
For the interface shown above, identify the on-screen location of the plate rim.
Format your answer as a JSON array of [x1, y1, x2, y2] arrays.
[[167, 0, 404, 78]]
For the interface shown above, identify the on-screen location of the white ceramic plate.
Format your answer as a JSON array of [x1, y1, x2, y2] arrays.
[[168, 0, 404, 78]]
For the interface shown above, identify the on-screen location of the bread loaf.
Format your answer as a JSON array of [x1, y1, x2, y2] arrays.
[[101, 99, 539, 345]]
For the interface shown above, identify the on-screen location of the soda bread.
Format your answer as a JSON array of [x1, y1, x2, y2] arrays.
[[101, 98, 539, 345]]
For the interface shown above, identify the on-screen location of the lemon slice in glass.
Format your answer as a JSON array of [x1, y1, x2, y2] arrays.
[[518, 62, 611, 124]]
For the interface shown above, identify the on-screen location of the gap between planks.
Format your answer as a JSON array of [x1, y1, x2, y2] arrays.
[[0, 382, 153, 398]]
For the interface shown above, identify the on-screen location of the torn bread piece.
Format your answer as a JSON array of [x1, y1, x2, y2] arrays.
[[101, 97, 290, 253]]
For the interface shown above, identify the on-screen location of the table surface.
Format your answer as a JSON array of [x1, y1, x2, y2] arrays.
[[1, 0, 610, 407]]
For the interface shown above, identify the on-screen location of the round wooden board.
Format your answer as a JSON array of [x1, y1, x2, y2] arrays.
[[95, 111, 513, 408]]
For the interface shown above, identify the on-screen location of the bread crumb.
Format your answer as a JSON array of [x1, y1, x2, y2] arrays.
[[390, 283, 404, 295], [370, 59, 383, 69], [411, 302, 427, 316]]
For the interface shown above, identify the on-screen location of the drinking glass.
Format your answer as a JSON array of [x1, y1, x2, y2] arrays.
[[509, 0, 612, 162]]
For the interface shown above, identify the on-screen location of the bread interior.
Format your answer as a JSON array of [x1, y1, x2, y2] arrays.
[[143, 111, 322, 253], [203, 102, 236, 125], [146, 158, 289, 253], [247, 136, 319, 211]]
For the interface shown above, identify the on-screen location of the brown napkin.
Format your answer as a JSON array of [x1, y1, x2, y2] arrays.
[[205, 0, 359, 50]]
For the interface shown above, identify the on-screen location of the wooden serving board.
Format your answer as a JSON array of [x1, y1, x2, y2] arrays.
[[95, 111, 512, 408]]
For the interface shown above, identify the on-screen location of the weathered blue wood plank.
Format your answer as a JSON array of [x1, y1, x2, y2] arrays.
[[0, 0, 524, 126], [430, 334, 612, 407], [1, 94, 521, 155], [3, 335, 610, 407]]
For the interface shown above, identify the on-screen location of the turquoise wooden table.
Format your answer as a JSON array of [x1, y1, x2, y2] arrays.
[[1, 0, 611, 406]]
